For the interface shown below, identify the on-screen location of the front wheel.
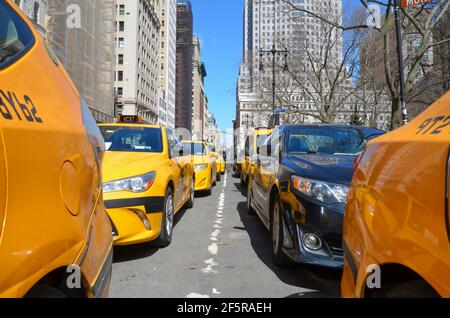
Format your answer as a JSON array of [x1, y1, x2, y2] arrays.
[[154, 188, 174, 248], [270, 194, 292, 266]]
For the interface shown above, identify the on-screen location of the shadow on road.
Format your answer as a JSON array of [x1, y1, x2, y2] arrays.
[[113, 207, 189, 264], [236, 201, 342, 298]]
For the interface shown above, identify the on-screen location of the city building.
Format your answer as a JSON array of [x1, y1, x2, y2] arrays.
[[158, 0, 177, 129], [14, 0, 46, 35], [114, 0, 161, 124], [236, 0, 343, 150], [175, 0, 193, 131], [191, 36, 207, 140], [46, 0, 116, 122]]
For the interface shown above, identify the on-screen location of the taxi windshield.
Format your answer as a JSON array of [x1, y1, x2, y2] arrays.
[[183, 143, 207, 156], [100, 126, 163, 153], [286, 127, 364, 155]]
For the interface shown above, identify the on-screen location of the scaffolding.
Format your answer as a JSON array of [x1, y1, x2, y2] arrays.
[[45, 0, 116, 122]]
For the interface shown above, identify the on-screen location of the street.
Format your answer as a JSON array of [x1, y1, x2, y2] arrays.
[[111, 173, 341, 298]]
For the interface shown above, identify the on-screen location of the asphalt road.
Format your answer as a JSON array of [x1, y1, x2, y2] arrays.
[[110, 172, 342, 298]]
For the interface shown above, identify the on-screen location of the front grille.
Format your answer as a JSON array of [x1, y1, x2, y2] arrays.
[[330, 246, 344, 257]]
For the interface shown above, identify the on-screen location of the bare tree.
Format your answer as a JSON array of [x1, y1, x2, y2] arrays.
[[282, 0, 450, 130]]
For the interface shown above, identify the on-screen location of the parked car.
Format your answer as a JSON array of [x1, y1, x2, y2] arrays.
[[247, 124, 384, 267], [99, 120, 195, 247], [342, 91, 450, 298], [182, 140, 217, 195], [0, 0, 112, 297], [241, 128, 272, 188]]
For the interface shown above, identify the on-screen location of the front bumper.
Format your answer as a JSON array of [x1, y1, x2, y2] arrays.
[[281, 192, 344, 268], [194, 167, 212, 191], [104, 197, 164, 246]]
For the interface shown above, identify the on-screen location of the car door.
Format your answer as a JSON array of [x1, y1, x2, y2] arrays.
[[258, 129, 281, 222], [0, 127, 5, 240], [166, 130, 184, 210]]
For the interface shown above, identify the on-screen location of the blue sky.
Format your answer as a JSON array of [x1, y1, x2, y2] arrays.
[[190, 0, 244, 132]]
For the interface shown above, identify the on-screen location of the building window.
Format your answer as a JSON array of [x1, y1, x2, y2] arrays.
[[118, 54, 124, 64], [33, 1, 39, 23], [117, 71, 123, 81], [119, 21, 125, 32], [119, 5, 125, 15], [118, 38, 124, 48], [117, 87, 123, 97]]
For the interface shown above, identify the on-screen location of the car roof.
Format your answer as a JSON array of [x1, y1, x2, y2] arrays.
[[98, 123, 163, 129], [280, 124, 385, 133]]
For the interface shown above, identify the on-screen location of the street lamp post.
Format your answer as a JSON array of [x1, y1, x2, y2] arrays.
[[259, 46, 289, 126]]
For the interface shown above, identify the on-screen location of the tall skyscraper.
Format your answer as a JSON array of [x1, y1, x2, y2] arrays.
[[175, 0, 193, 131], [236, 0, 343, 148], [158, 0, 177, 129], [46, 0, 116, 122], [192, 36, 207, 140], [114, 0, 161, 124]]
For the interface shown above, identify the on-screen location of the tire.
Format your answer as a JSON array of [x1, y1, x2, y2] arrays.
[[25, 285, 67, 298], [212, 168, 217, 186], [185, 177, 194, 209], [383, 281, 440, 298], [154, 188, 174, 248], [246, 179, 256, 216], [240, 173, 246, 188], [270, 194, 292, 266], [216, 172, 221, 182]]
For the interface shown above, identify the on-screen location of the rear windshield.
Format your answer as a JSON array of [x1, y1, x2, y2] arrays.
[[0, 1, 35, 69], [99, 126, 163, 153], [183, 143, 207, 156]]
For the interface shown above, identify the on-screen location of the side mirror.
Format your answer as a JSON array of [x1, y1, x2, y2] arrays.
[[223, 151, 227, 160], [179, 148, 184, 157]]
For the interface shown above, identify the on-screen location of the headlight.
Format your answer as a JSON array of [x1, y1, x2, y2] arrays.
[[194, 164, 209, 171], [291, 176, 349, 204], [103, 172, 156, 193]]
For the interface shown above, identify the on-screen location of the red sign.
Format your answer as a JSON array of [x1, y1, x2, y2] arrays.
[[401, 0, 433, 8]]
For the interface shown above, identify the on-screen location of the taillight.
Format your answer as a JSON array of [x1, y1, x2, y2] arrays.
[[80, 98, 105, 186]]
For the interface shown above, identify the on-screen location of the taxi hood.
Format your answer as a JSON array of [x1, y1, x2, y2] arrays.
[[102, 151, 166, 182], [285, 153, 355, 186], [190, 155, 211, 165]]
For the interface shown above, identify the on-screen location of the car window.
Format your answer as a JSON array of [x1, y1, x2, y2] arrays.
[[0, 1, 35, 69], [99, 126, 163, 153], [183, 143, 206, 156], [286, 127, 364, 155]]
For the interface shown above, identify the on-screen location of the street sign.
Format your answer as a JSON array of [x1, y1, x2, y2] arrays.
[[274, 108, 287, 115], [401, 0, 432, 8]]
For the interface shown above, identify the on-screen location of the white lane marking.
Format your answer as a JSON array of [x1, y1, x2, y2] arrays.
[[201, 258, 218, 273], [186, 293, 210, 298], [208, 243, 218, 255], [214, 224, 222, 229], [212, 288, 221, 295], [211, 229, 220, 238]]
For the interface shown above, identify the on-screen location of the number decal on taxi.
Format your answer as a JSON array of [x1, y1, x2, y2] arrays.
[[416, 116, 450, 135], [0, 89, 43, 123]]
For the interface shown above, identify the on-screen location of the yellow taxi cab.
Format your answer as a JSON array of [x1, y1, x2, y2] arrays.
[[0, 0, 113, 297], [99, 118, 195, 247], [241, 127, 272, 187], [207, 143, 225, 180], [182, 140, 216, 195], [342, 91, 450, 298]]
